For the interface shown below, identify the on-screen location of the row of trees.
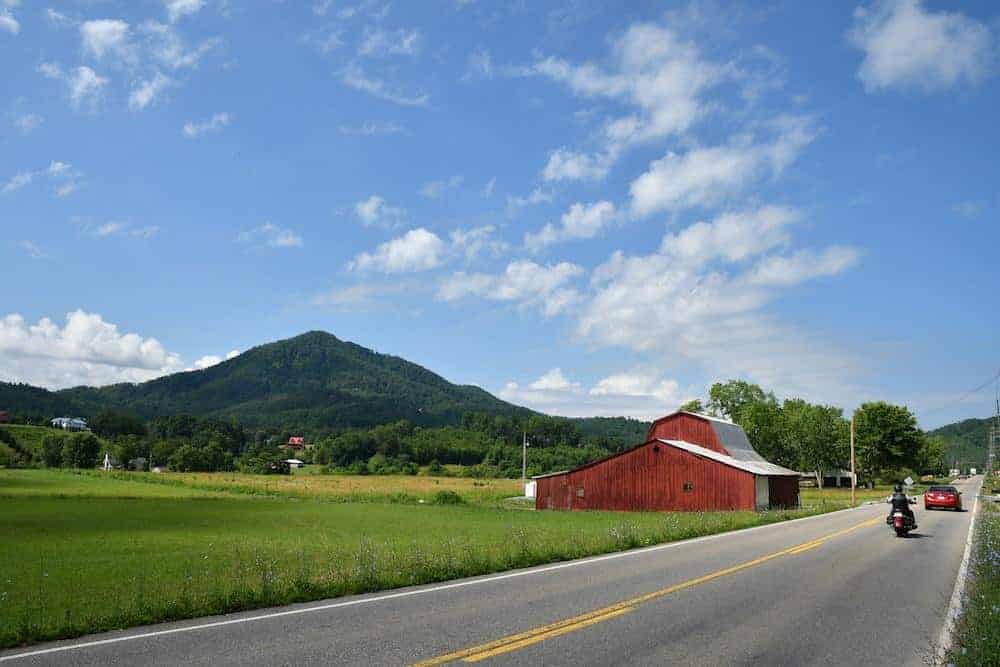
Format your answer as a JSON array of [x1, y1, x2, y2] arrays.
[[682, 380, 946, 485]]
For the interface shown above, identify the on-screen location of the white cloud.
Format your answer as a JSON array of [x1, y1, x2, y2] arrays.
[[141, 20, 220, 70], [506, 187, 553, 213], [80, 19, 134, 63], [849, 0, 993, 92], [438, 260, 583, 317], [420, 175, 463, 199], [576, 208, 862, 406], [499, 368, 689, 419], [238, 223, 303, 248], [745, 247, 861, 287], [349, 228, 446, 273], [358, 27, 421, 57], [2, 171, 33, 194], [38, 62, 62, 79], [464, 47, 493, 80], [522, 22, 727, 181], [189, 349, 239, 371], [312, 283, 381, 308], [0, 8, 19, 35], [0, 310, 183, 388], [96, 221, 127, 237], [182, 111, 232, 137], [19, 240, 46, 259], [47, 161, 70, 176], [629, 116, 815, 217], [128, 71, 171, 111], [54, 182, 79, 198], [69, 66, 109, 108], [449, 225, 508, 262], [541, 148, 614, 182], [45, 8, 73, 26], [164, 0, 204, 23], [482, 177, 496, 198], [341, 65, 429, 107], [525, 201, 616, 252], [354, 195, 406, 228], [952, 200, 984, 218], [338, 121, 404, 136]]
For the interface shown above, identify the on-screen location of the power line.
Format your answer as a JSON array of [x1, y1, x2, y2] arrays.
[[923, 367, 1000, 416]]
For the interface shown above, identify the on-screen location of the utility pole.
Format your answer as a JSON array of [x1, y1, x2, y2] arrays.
[[522, 431, 528, 487], [850, 416, 856, 506]]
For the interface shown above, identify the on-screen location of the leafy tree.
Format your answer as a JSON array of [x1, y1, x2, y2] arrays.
[[89, 410, 147, 438], [708, 380, 772, 421], [679, 399, 705, 414], [783, 399, 849, 486], [916, 435, 947, 476], [853, 401, 923, 483], [40, 433, 65, 467], [61, 432, 101, 468]]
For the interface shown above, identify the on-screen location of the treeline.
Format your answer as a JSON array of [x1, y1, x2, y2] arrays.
[[683, 380, 947, 485]]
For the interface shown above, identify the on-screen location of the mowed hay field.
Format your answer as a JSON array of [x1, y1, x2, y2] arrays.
[[0, 469, 837, 648]]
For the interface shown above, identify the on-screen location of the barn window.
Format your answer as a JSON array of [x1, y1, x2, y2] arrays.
[[683, 481, 694, 492], [576, 488, 585, 498]]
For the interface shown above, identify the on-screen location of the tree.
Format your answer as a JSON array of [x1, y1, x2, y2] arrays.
[[916, 435, 947, 476], [61, 432, 101, 468], [708, 380, 772, 421], [89, 410, 147, 438], [679, 399, 704, 414], [853, 402, 923, 483], [783, 400, 849, 486], [40, 433, 65, 467]]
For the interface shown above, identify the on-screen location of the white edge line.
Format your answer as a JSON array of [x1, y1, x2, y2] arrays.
[[935, 484, 981, 664], [0, 503, 873, 662]]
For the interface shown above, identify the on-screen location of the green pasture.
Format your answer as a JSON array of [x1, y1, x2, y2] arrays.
[[0, 469, 832, 649]]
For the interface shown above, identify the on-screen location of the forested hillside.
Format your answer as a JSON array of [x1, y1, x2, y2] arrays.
[[929, 417, 995, 469]]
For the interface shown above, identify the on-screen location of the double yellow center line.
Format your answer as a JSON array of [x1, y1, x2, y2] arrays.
[[414, 517, 880, 665]]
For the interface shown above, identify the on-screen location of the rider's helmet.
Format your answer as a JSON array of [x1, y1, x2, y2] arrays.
[[893, 483, 903, 493]]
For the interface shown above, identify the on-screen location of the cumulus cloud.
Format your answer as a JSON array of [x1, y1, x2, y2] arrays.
[[506, 187, 554, 213], [0, 310, 183, 388], [349, 228, 446, 273], [182, 111, 232, 137], [238, 223, 303, 248], [39, 63, 108, 110], [188, 349, 239, 371], [541, 148, 615, 182], [438, 260, 583, 317], [499, 368, 689, 419], [629, 115, 815, 217], [2, 160, 81, 197], [80, 19, 134, 63], [19, 240, 46, 259], [341, 65, 429, 107], [849, 0, 994, 92], [576, 207, 862, 406], [354, 195, 406, 228], [525, 201, 616, 252], [449, 225, 508, 262], [1, 171, 33, 194]]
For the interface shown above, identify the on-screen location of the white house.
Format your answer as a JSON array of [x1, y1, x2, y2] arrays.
[[50, 417, 88, 431]]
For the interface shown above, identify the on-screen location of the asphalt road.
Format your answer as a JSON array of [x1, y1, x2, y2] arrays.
[[2, 477, 982, 666]]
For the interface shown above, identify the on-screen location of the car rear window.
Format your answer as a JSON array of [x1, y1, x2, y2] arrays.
[[928, 486, 956, 493]]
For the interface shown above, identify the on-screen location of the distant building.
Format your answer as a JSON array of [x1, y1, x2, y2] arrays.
[[50, 417, 88, 431], [285, 436, 306, 451], [0, 411, 10, 424], [285, 458, 306, 469]]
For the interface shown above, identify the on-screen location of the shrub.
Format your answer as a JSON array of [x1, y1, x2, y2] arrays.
[[431, 490, 465, 505]]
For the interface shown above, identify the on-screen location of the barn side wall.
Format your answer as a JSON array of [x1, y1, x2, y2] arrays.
[[536, 441, 756, 512], [767, 476, 800, 509], [646, 414, 727, 455]]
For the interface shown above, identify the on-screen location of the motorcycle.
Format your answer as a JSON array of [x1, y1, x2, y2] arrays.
[[887, 510, 915, 537]]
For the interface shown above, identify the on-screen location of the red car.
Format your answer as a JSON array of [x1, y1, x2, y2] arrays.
[[924, 485, 963, 511]]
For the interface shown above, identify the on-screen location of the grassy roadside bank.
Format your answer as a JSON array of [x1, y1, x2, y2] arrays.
[[948, 498, 999, 666], [1, 469, 838, 649]]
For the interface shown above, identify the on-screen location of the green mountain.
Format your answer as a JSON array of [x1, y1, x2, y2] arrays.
[[929, 416, 997, 469], [1, 331, 534, 431]]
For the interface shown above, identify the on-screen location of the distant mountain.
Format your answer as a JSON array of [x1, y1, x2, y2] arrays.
[[0, 331, 535, 431], [929, 416, 997, 469]]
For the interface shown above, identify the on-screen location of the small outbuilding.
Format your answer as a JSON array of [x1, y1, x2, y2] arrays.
[[535, 411, 800, 512]]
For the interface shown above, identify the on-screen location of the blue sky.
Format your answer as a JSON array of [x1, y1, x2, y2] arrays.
[[2, 0, 998, 427]]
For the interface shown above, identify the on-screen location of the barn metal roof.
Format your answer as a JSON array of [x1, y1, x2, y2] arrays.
[[657, 439, 800, 477]]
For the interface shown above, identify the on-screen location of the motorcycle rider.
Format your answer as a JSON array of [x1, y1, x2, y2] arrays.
[[888, 483, 916, 528]]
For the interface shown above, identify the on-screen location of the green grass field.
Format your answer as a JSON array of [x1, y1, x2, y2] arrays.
[[0, 469, 840, 649]]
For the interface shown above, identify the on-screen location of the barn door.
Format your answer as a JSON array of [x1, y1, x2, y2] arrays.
[[755, 475, 769, 511]]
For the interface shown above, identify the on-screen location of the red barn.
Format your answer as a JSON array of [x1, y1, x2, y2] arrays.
[[534, 411, 799, 512]]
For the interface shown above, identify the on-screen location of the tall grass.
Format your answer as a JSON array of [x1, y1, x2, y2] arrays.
[[949, 500, 1000, 666]]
